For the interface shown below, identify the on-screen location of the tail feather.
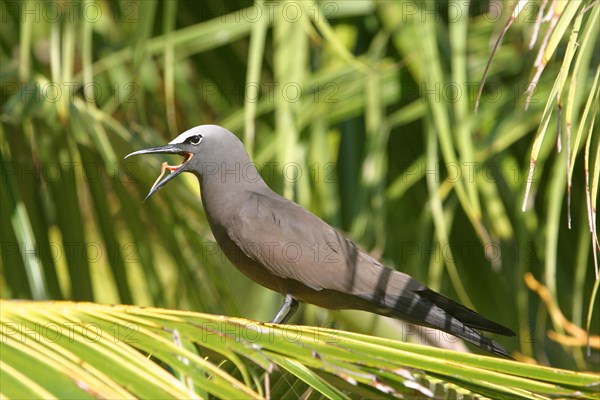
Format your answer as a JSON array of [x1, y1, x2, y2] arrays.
[[363, 271, 515, 358], [431, 316, 514, 359], [386, 298, 514, 359], [416, 288, 516, 336]]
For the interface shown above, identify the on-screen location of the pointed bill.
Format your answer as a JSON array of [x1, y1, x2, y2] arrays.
[[125, 144, 193, 200]]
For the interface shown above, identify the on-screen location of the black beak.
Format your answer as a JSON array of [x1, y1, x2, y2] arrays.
[[125, 144, 193, 201]]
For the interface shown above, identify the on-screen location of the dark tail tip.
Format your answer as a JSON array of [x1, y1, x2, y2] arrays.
[[416, 288, 515, 336]]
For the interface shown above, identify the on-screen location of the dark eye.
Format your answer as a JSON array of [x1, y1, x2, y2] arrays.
[[186, 135, 202, 145]]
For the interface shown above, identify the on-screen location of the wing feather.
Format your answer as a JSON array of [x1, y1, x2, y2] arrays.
[[227, 191, 362, 292]]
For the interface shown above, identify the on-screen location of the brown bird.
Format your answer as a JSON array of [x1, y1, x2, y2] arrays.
[[126, 125, 515, 358]]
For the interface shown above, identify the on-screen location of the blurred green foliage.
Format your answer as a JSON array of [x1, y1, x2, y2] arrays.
[[1, 0, 598, 374]]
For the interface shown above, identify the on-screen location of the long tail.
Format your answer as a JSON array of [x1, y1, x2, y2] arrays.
[[360, 271, 516, 358], [413, 289, 515, 358]]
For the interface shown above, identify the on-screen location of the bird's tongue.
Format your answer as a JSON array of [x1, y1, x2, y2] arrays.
[[148, 153, 192, 194], [149, 162, 181, 193]]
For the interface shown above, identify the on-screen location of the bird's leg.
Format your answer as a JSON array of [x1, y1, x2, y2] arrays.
[[270, 294, 299, 324]]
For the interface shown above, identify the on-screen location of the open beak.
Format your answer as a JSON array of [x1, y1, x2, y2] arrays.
[[125, 144, 193, 201]]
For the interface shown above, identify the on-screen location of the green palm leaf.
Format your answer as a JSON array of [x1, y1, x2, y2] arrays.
[[2, 301, 598, 399]]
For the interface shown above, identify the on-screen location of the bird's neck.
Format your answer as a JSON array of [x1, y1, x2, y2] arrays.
[[196, 161, 271, 219]]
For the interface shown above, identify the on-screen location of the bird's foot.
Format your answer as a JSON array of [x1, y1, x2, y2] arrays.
[[270, 294, 299, 324]]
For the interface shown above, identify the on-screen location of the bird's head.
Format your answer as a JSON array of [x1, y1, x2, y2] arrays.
[[125, 125, 250, 201]]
